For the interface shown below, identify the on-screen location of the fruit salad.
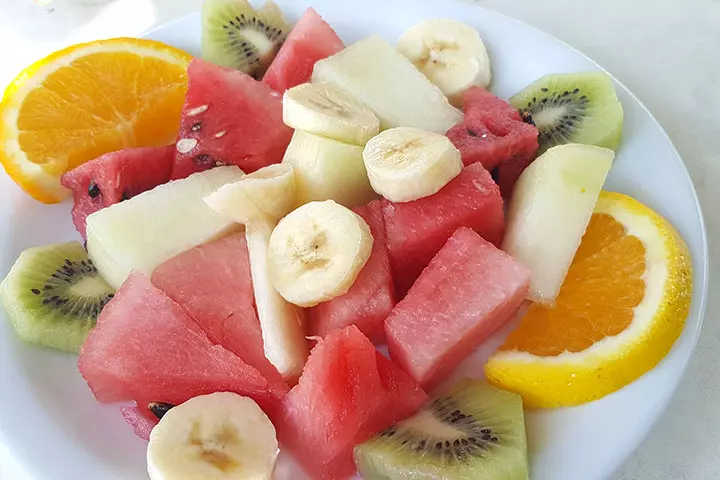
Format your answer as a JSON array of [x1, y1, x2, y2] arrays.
[[0, 0, 692, 479]]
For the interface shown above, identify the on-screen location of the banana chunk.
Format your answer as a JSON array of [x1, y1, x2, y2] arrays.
[[397, 18, 492, 105], [363, 127, 463, 202], [283, 82, 380, 146], [267, 200, 373, 307], [147, 392, 279, 480]]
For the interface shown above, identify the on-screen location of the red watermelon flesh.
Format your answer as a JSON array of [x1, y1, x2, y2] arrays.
[[60, 145, 174, 239], [383, 162, 504, 297], [171, 59, 293, 180], [277, 325, 426, 480], [446, 87, 538, 184], [308, 200, 395, 344], [120, 405, 157, 441], [386, 227, 531, 389], [263, 8, 344, 92], [151, 233, 287, 396], [78, 272, 283, 417]]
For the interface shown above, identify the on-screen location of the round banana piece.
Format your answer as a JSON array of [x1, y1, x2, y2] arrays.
[[147, 392, 279, 480], [396, 18, 492, 105], [267, 200, 373, 307], [283, 82, 380, 146], [363, 127, 463, 202], [204, 163, 296, 224]]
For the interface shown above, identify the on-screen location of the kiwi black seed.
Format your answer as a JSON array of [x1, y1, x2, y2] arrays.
[[354, 379, 529, 479], [0, 242, 115, 353], [509, 71, 624, 153], [201, 0, 292, 79], [148, 402, 175, 420]]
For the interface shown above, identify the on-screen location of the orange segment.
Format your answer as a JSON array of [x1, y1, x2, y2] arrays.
[[502, 213, 646, 356], [0, 38, 193, 203], [485, 191, 692, 408]]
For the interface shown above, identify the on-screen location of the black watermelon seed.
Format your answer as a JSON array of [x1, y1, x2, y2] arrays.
[[88, 182, 101, 198], [466, 128, 478, 137], [148, 402, 175, 419], [193, 154, 214, 166]]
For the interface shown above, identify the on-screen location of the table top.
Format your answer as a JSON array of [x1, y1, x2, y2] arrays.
[[0, 0, 718, 479]]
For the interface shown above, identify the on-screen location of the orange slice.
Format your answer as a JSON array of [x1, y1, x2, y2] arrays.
[[0, 38, 193, 203], [485, 191, 692, 408]]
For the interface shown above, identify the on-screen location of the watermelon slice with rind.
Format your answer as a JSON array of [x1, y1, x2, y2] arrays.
[[386, 227, 531, 389], [277, 325, 426, 480], [171, 59, 293, 179], [383, 162, 504, 297], [263, 8, 344, 92], [78, 272, 283, 417], [61, 145, 174, 239]]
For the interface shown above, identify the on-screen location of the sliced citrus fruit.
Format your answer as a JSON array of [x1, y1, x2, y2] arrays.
[[485, 191, 692, 408], [0, 38, 193, 203]]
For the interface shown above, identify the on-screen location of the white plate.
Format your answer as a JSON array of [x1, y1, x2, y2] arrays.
[[0, 1, 708, 479]]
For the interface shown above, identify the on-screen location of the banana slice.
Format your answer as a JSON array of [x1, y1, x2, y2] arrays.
[[363, 127, 463, 202], [283, 82, 381, 146], [267, 200, 373, 307], [204, 163, 296, 224], [204, 163, 308, 381], [147, 392, 278, 480], [396, 18, 492, 105]]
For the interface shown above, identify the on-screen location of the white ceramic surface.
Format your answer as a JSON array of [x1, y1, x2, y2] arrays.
[[0, 1, 708, 479]]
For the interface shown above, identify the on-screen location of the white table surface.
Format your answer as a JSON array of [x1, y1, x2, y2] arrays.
[[0, 0, 718, 478]]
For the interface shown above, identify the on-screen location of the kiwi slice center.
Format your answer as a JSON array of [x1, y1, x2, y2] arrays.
[[381, 395, 500, 460]]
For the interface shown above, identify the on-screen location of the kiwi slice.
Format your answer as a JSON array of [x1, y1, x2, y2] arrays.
[[510, 71, 624, 153], [354, 379, 529, 480], [202, 0, 292, 78], [0, 242, 115, 353]]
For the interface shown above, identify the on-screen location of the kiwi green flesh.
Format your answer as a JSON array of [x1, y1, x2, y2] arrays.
[[0, 242, 115, 353], [202, 0, 291, 78], [354, 379, 529, 480], [510, 72, 624, 153]]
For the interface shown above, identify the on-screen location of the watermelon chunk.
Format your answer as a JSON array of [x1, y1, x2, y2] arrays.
[[277, 325, 426, 480], [386, 227, 531, 389], [383, 162, 504, 296], [263, 8, 344, 92], [171, 59, 293, 179], [60, 146, 174, 239], [78, 272, 283, 417], [151, 233, 287, 396], [308, 201, 395, 343], [446, 87, 538, 194], [119, 405, 157, 441]]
